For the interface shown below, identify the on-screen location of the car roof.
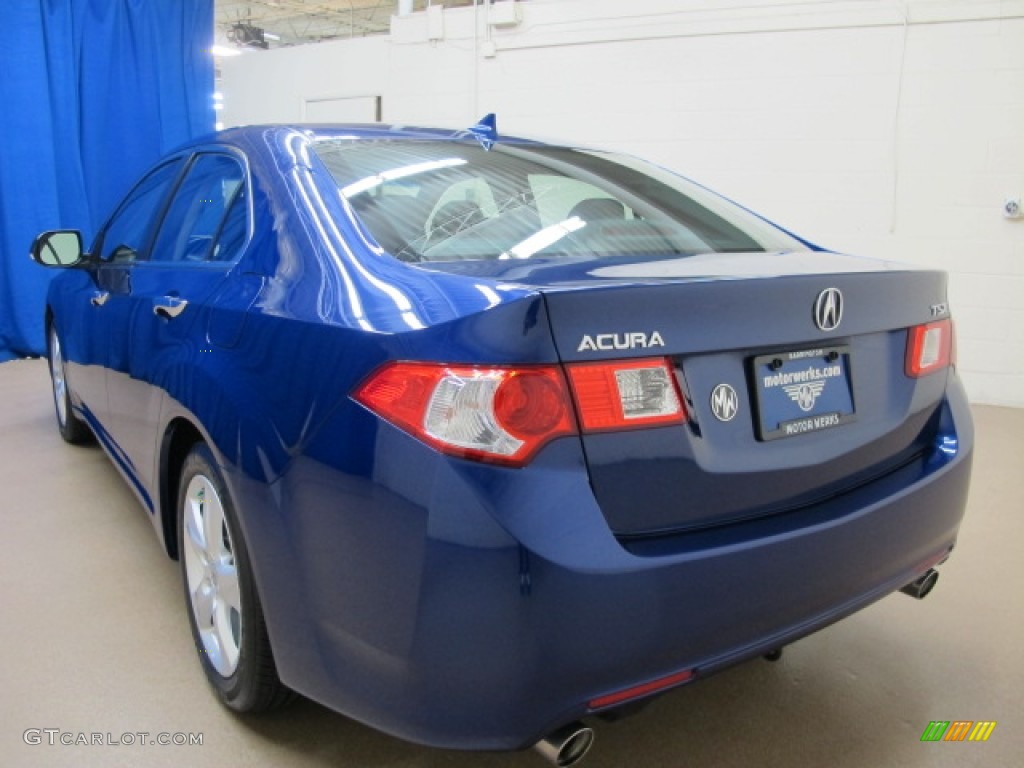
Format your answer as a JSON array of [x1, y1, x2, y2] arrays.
[[187, 122, 551, 153]]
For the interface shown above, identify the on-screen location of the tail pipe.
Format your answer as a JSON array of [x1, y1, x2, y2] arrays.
[[533, 722, 595, 767], [900, 568, 939, 599]]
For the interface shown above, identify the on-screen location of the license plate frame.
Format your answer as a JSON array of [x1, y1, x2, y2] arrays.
[[751, 345, 856, 441]]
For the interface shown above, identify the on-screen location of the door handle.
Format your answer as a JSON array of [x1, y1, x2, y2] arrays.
[[90, 291, 109, 307], [153, 296, 188, 319]]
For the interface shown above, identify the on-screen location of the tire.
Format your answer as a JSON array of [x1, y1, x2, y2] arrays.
[[47, 324, 91, 444], [177, 443, 293, 712]]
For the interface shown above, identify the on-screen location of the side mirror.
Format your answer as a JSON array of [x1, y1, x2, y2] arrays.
[[30, 230, 87, 268]]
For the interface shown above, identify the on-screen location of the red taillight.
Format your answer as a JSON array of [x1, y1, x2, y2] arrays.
[[354, 357, 686, 466], [905, 319, 953, 377], [566, 358, 686, 432], [494, 371, 569, 436], [353, 362, 576, 466]]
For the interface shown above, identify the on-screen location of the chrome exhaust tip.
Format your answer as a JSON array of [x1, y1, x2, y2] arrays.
[[533, 722, 595, 767], [900, 568, 939, 599]]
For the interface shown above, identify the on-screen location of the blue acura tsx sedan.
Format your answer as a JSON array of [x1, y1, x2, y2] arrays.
[[31, 118, 972, 765]]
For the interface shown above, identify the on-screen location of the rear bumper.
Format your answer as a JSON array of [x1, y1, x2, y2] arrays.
[[238, 380, 973, 752]]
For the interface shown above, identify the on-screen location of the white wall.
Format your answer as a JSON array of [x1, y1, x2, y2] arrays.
[[221, 0, 1024, 407]]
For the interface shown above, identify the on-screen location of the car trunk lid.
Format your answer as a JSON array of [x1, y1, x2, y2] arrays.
[[530, 252, 951, 536]]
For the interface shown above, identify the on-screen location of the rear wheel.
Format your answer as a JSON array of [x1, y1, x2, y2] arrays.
[[177, 443, 292, 712], [47, 324, 91, 444]]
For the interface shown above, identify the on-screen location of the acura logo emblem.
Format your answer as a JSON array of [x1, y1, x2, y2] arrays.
[[710, 383, 738, 422], [814, 288, 843, 332]]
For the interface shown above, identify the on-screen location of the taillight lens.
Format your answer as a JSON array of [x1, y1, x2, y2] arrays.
[[566, 358, 685, 432], [905, 319, 953, 377], [354, 357, 686, 465], [353, 362, 577, 466]]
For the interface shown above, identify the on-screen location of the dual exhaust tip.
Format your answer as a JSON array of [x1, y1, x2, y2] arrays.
[[534, 722, 595, 767]]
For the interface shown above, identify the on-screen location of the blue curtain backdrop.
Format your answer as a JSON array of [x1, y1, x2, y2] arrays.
[[0, 0, 214, 362]]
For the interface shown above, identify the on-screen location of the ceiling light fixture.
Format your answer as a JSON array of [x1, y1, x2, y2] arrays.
[[227, 23, 269, 49]]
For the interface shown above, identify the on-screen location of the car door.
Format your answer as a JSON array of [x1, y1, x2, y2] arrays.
[[84, 158, 187, 471], [99, 152, 249, 510]]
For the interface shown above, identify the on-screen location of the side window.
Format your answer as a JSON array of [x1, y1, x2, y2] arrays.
[[150, 154, 246, 264], [210, 185, 247, 262], [98, 160, 184, 263]]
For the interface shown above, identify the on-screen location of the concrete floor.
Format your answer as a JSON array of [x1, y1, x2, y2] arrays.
[[1, 357, 1021, 768]]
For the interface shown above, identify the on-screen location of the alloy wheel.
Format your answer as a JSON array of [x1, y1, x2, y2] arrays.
[[182, 475, 242, 677], [49, 327, 68, 428]]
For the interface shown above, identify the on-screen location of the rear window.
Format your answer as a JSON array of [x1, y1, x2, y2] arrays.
[[311, 139, 803, 263]]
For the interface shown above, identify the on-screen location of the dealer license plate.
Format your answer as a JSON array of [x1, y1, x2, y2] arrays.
[[752, 346, 856, 441]]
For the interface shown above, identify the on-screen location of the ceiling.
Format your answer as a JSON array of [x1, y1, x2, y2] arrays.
[[215, 1, 475, 47]]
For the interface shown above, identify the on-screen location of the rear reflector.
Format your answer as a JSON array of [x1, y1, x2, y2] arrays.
[[566, 358, 685, 432], [588, 669, 696, 710], [905, 319, 953, 377]]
